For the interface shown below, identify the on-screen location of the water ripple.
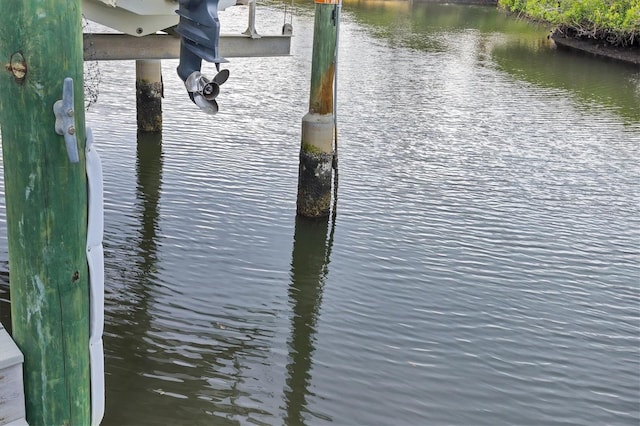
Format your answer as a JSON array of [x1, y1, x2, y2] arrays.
[[0, 3, 638, 426]]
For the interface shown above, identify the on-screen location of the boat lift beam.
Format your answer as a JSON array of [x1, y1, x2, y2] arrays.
[[84, 33, 291, 61]]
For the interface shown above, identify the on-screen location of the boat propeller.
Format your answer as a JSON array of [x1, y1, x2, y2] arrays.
[[183, 68, 230, 115], [175, 0, 229, 114]]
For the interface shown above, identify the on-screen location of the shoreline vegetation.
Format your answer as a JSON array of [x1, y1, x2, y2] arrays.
[[496, 0, 640, 64]]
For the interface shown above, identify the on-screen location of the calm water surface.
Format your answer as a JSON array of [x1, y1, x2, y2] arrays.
[[1, 2, 639, 425]]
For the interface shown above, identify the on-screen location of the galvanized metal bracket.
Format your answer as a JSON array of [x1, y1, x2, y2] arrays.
[[53, 78, 79, 163], [243, 0, 261, 39]]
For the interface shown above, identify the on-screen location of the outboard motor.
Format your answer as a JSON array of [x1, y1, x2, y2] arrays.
[[176, 0, 230, 114]]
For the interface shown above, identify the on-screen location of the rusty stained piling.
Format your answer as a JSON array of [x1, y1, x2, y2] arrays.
[[136, 59, 163, 132], [297, 0, 340, 218]]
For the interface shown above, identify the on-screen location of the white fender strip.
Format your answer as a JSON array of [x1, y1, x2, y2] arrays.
[[86, 127, 105, 426]]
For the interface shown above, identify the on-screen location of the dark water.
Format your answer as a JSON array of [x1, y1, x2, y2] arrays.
[[1, 2, 639, 425]]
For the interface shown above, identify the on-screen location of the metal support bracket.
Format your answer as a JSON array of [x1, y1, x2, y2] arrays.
[[53, 78, 79, 163], [243, 0, 261, 39]]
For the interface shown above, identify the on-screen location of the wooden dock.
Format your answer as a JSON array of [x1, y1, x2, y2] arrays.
[[0, 323, 26, 426]]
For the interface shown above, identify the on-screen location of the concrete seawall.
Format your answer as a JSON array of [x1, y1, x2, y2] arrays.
[[550, 30, 640, 66]]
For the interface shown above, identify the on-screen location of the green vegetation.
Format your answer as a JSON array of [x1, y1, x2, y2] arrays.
[[498, 0, 640, 47]]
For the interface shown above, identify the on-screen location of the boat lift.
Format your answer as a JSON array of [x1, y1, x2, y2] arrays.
[[82, 0, 292, 60], [82, 0, 292, 113]]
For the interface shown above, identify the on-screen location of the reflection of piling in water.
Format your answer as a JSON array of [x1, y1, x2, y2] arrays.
[[285, 216, 332, 425], [130, 130, 163, 327], [136, 60, 163, 132], [136, 131, 164, 263], [102, 131, 163, 425], [107, 133, 270, 422]]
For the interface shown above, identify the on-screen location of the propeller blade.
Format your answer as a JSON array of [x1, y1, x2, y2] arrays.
[[213, 69, 230, 86], [184, 71, 203, 93], [193, 94, 219, 115]]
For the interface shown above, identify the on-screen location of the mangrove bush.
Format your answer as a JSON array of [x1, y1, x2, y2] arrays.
[[498, 0, 640, 47]]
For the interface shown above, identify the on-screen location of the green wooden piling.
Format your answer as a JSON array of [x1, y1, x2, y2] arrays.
[[0, 1, 91, 425], [297, 0, 339, 218]]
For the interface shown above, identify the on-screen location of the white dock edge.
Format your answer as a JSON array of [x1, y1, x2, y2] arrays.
[[4, 420, 28, 426], [0, 323, 27, 426]]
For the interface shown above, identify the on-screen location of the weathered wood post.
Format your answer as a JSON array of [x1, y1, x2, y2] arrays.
[[0, 1, 91, 424], [136, 59, 163, 132], [296, 0, 341, 218]]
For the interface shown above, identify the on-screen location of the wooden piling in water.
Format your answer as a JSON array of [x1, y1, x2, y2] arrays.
[[136, 59, 163, 132], [0, 1, 91, 424], [297, 0, 340, 218]]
